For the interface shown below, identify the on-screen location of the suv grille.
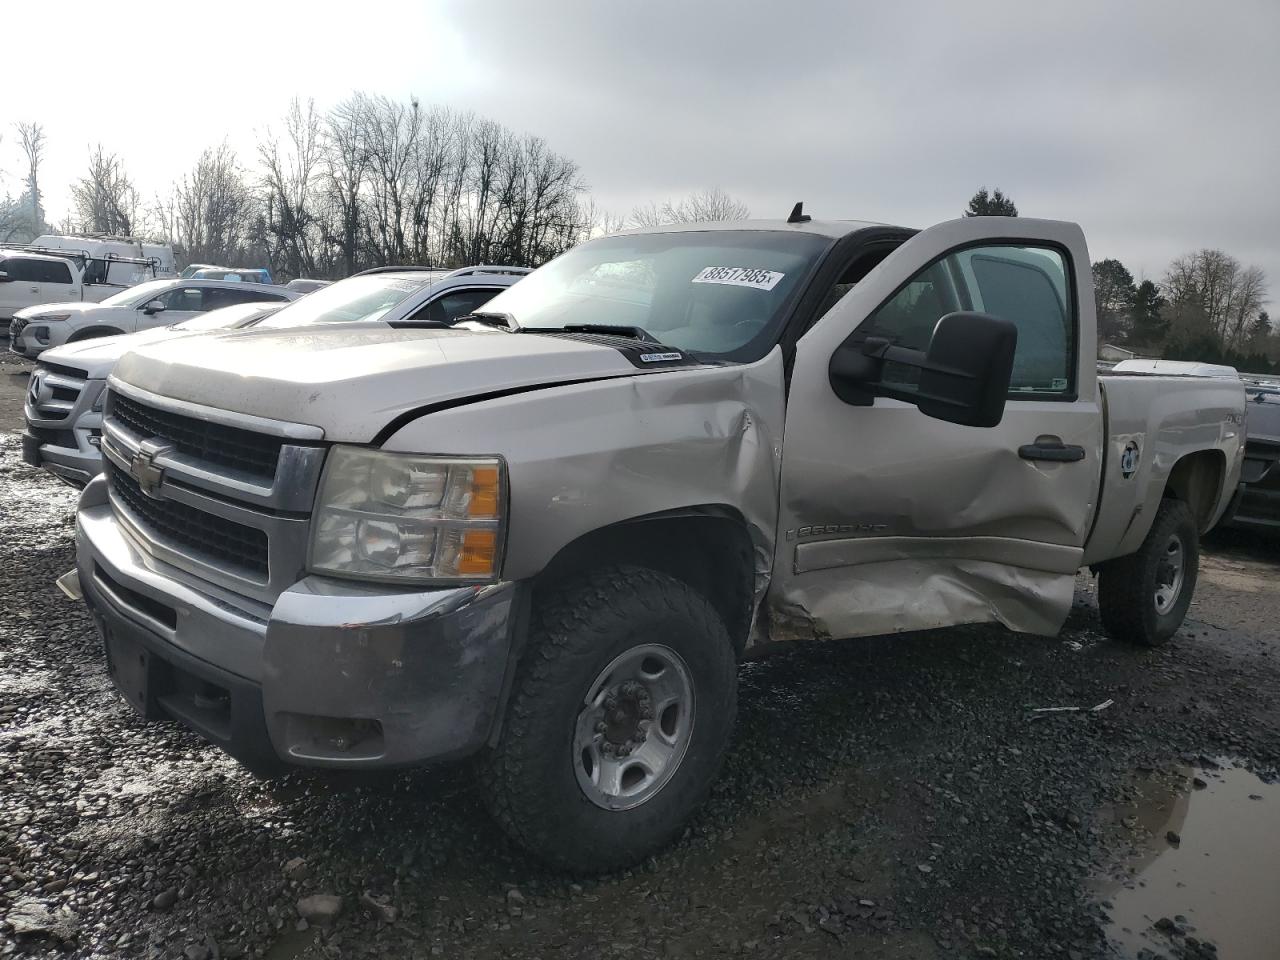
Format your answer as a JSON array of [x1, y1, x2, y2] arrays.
[[110, 392, 283, 480], [10, 317, 29, 338], [106, 461, 269, 578]]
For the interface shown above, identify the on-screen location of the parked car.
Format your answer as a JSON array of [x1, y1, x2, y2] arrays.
[[189, 267, 274, 284], [23, 302, 288, 487], [179, 263, 221, 279], [284, 278, 332, 294], [1218, 373, 1280, 530], [0, 247, 162, 325], [8, 278, 296, 359], [22, 265, 526, 484], [72, 215, 1243, 871], [250, 264, 531, 331]]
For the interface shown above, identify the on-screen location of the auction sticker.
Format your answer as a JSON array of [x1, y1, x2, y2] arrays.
[[691, 266, 785, 290]]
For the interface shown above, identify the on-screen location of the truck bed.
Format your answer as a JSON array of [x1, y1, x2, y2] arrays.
[[1083, 371, 1245, 564]]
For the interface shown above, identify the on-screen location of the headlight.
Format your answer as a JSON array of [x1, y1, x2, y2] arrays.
[[38, 313, 71, 322], [309, 447, 506, 583]]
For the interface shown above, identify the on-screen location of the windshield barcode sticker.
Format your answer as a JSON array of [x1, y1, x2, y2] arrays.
[[691, 267, 785, 290]]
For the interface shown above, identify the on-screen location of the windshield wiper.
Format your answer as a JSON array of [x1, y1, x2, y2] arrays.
[[525, 323, 660, 343]]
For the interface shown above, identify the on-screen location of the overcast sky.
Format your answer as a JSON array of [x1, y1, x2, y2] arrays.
[[3, 0, 1277, 298]]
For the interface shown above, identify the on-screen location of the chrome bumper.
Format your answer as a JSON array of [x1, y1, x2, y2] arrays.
[[76, 477, 520, 772]]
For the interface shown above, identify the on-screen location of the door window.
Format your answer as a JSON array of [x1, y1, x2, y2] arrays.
[[32, 260, 73, 284], [156, 287, 204, 311], [3, 258, 39, 282], [422, 287, 504, 324], [202, 287, 287, 310], [858, 244, 1074, 397]]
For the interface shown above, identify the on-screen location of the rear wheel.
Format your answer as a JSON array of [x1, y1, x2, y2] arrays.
[[481, 566, 737, 872], [1098, 498, 1199, 646]]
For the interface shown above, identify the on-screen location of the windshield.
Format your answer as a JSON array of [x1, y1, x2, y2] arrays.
[[170, 303, 278, 332], [256, 275, 433, 328], [101, 279, 175, 307], [477, 230, 832, 358]]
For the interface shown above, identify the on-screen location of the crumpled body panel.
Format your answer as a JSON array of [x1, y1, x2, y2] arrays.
[[383, 350, 788, 599], [771, 558, 1075, 641]]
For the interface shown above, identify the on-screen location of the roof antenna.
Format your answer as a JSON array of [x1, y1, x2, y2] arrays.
[[787, 201, 811, 224]]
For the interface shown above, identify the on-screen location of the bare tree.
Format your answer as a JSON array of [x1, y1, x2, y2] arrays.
[[318, 94, 372, 276], [1162, 249, 1269, 349], [15, 121, 47, 237], [167, 143, 256, 264], [259, 98, 322, 278], [630, 187, 750, 226], [70, 145, 140, 235]]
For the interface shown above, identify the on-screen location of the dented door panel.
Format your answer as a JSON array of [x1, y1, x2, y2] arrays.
[[774, 218, 1102, 639]]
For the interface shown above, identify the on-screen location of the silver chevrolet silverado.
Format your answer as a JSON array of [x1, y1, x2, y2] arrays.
[[74, 214, 1245, 871]]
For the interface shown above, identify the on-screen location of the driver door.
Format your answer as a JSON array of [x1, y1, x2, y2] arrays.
[[136, 285, 204, 331], [772, 217, 1101, 639]]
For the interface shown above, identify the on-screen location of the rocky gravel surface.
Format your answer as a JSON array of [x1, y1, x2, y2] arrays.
[[2, 352, 1278, 959]]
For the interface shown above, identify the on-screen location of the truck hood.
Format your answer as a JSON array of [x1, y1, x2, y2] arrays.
[[111, 324, 675, 442], [40, 326, 194, 379]]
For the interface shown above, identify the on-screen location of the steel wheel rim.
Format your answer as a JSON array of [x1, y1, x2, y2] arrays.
[[1154, 533, 1185, 615], [572, 643, 695, 811]]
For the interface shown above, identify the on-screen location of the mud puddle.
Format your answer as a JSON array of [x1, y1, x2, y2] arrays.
[[1102, 763, 1280, 958]]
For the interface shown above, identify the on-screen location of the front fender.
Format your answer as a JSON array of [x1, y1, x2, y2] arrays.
[[379, 348, 788, 597]]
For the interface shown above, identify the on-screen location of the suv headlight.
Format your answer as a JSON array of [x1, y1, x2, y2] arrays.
[[309, 447, 506, 583]]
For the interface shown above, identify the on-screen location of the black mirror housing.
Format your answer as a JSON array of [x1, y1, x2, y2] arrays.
[[917, 312, 1017, 427], [828, 311, 1017, 428]]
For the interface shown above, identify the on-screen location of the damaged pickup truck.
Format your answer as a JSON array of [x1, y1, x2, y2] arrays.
[[74, 213, 1245, 871]]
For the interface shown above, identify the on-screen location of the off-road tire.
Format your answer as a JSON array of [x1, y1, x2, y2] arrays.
[[1098, 498, 1199, 647], [481, 565, 737, 872]]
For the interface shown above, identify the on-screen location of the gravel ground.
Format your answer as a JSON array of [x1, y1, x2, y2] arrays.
[[2, 350, 1278, 960]]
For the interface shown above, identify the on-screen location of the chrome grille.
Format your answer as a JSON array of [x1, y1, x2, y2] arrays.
[[100, 384, 326, 604], [106, 460, 270, 579], [109, 392, 284, 480], [28, 363, 88, 422]]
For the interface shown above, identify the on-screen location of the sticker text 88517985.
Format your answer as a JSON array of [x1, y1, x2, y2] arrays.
[[691, 266, 785, 291]]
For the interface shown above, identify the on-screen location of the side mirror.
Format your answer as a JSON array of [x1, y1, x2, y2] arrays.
[[829, 311, 1017, 428], [142, 299, 166, 315], [0, 270, 10, 282]]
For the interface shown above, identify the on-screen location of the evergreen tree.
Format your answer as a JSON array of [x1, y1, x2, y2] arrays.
[[1130, 280, 1168, 346], [964, 187, 1018, 217], [1092, 259, 1137, 342]]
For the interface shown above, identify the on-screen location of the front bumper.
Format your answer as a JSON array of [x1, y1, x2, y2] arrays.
[[76, 480, 521, 773], [23, 428, 101, 487]]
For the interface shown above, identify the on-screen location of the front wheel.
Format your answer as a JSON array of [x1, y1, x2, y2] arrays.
[[1097, 498, 1199, 646], [481, 566, 738, 872]]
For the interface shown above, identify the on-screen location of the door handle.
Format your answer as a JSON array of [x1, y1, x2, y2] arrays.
[[1019, 438, 1086, 462]]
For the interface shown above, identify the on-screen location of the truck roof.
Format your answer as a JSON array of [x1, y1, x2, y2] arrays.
[[614, 218, 901, 241], [0, 247, 79, 264]]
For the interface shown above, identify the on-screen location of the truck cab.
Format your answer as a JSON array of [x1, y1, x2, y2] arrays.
[[73, 214, 1244, 872]]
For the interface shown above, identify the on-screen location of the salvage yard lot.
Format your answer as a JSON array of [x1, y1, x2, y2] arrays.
[[2, 350, 1278, 960]]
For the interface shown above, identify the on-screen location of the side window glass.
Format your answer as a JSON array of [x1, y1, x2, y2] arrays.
[[6, 258, 36, 282], [858, 245, 1074, 398], [424, 288, 502, 324], [858, 261, 963, 388], [962, 247, 1072, 396], [159, 287, 203, 311], [38, 260, 73, 284]]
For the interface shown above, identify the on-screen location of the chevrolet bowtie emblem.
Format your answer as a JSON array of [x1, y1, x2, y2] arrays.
[[129, 439, 174, 499]]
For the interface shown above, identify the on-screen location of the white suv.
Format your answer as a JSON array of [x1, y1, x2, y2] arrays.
[[9, 278, 296, 358]]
